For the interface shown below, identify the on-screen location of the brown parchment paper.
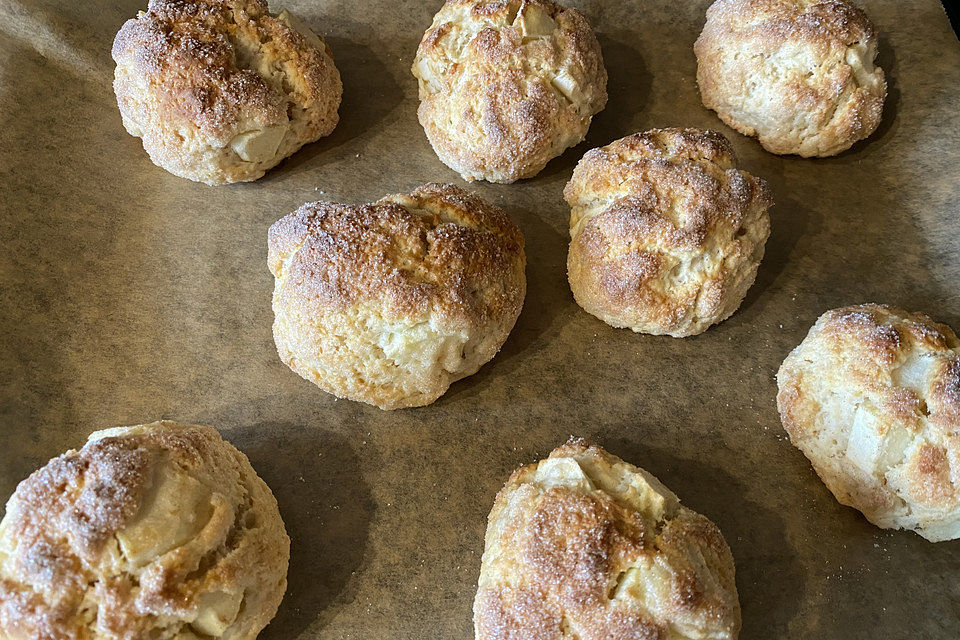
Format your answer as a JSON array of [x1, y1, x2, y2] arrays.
[[1, 0, 959, 638]]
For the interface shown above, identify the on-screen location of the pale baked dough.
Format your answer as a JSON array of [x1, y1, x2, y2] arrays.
[[777, 304, 960, 542], [475, 439, 741, 640], [268, 183, 526, 410], [412, 0, 607, 183], [112, 0, 342, 185], [0, 421, 289, 639], [565, 128, 772, 337], [695, 0, 886, 157]]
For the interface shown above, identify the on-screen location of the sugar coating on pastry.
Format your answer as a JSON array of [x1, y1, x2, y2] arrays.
[[694, 0, 886, 157], [777, 305, 960, 542], [564, 128, 772, 337], [0, 421, 289, 639], [268, 183, 526, 410], [112, 0, 342, 185], [412, 0, 608, 183], [475, 438, 741, 640]]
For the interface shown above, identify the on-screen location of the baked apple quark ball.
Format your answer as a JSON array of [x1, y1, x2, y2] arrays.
[[412, 0, 608, 183], [268, 183, 526, 410], [475, 439, 741, 640], [778, 304, 960, 542], [0, 421, 289, 639], [112, 0, 342, 184], [565, 128, 772, 337], [695, 0, 886, 157]]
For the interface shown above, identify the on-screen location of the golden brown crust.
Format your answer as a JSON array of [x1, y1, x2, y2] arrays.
[[0, 421, 289, 639], [412, 0, 607, 183], [268, 183, 526, 410], [776, 304, 960, 541], [564, 128, 772, 337], [475, 439, 741, 640], [694, 0, 886, 157], [112, 0, 342, 185]]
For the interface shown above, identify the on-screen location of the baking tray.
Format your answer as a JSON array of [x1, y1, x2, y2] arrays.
[[1, 0, 958, 638]]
